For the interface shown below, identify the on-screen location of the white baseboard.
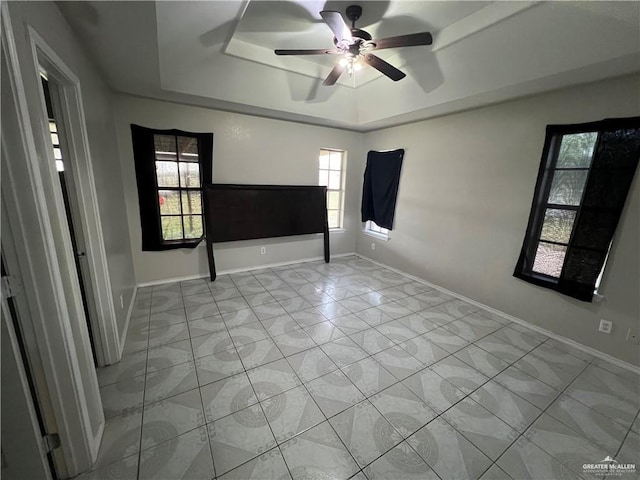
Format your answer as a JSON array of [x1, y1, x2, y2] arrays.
[[119, 285, 138, 357], [356, 253, 640, 375], [136, 253, 356, 288]]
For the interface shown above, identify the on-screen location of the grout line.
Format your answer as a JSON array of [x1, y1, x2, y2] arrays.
[[113, 258, 636, 480]]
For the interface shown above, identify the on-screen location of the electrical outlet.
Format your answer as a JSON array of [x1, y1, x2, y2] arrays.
[[260, 247, 266, 255], [371, 243, 375, 250], [119, 294, 124, 309], [598, 319, 612, 334]]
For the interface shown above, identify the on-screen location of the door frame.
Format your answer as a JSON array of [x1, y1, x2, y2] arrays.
[[1, 4, 104, 475], [26, 25, 121, 367]]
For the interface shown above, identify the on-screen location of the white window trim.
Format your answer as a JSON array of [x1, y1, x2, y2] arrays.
[[363, 221, 390, 241], [319, 148, 346, 230]]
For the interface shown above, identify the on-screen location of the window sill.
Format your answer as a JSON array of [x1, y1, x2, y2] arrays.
[[363, 230, 389, 241], [329, 228, 346, 234]]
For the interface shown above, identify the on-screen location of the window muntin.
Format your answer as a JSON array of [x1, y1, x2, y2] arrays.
[[319, 149, 346, 229], [153, 134, 204, 241], [365, 220, 389, 239], [531, 132, 598, 279]]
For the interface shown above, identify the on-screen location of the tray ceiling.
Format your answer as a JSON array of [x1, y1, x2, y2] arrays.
[[59, 1, 640, 131]]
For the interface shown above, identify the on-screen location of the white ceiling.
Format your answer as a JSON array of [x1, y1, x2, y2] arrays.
[[58, 1, 640, 131]]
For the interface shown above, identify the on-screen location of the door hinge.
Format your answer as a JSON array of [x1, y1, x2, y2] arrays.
[[1, 275, 22, 300], [42, 433, 61, 453]]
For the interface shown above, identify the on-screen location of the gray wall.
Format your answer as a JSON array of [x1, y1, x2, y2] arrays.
[[7, 1, 136, 344], [357, 74, 640, 366], [114, 95, 364, 283]]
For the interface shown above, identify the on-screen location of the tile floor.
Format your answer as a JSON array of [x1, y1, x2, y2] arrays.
[[81, 256, 640, 480]]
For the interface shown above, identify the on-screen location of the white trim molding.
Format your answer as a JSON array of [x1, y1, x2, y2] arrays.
[[356, 253, 640, 375]]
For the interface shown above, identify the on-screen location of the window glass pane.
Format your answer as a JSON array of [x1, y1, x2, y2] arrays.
[[318, 170, 329, 186], [548, 170, 588, 206], [178, 137, 199, 162], [184, 215, 203, 239], [161, 216, 183, 240], [540, 208, 576, 244], [179, 162, 200, 187], [159, 190, 181, 215], [532, 242, 566, 278], [51, 133, 59, 145], [319, 151, 330, 170], [156, 161, 179, 187], [329, 152, 342, 170], [154, 135, 177, 161], [54, 148, 62, 160], [557, 132, 597, 168], [328, 170, 341, 189], [49, 121, 57, 133], [328, 210, 339, 229], [181, 191, 202, 215], [327, 191, 340, 209]]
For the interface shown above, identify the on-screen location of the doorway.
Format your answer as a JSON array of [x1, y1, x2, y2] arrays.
[[40, 74, 97, 365]]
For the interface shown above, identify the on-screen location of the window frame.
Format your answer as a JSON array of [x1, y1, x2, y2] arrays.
[[514, 117, 640, 302], [364, 220, 389, 240], [131, 125, 213, 251], [153, 134, 204, 244], [318, 148, 346, 230]]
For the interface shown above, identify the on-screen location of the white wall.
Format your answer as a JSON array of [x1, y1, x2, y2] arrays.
[[357, 74, 640, 366], [114, 95, 364, 283], [6, 2, 136, 343]]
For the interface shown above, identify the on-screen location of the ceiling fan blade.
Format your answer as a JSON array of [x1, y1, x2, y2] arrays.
[[275, 49, 340, 55], [322, 62, 346, 86], [362, 53, 406, 81], [320, 10, 352, 44], [372, 32, 433, 50]]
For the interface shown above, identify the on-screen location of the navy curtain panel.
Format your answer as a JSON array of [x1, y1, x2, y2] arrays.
[[361, 149, 404, 230], [131, 125, 213, 251]]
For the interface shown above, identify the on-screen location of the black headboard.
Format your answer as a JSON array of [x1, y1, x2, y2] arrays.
[[203, 184, 330, 280]]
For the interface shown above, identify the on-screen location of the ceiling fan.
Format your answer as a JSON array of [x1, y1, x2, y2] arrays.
[[274, 4, 432, 86]]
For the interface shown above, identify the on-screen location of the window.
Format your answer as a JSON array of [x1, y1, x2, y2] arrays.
[[364, 220, 389, 240], [131, 125, 213, 251], [154, 135, 203, 241], [514, 117, 639, 302], [319, 149, 346, 229]]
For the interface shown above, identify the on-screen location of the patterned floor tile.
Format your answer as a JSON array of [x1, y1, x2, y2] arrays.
[[409, 417, 492, 480], [398, 313, 439, 335], [286, 346, 338, 383], [280, 421, 360, 480], [93, 409, 142, 470], [341, 356, 397, 397], [330, 399, 402, 468], [144, 361, 198, 405], [228, 321, 270, 347], [349, 329, 395, 355], [524, 413, 606, 478], [141, 388, 205, 449], [208, 405, 276, 476], [217, 447, 292, 480], [246, 358, 301, 400], [201, 372, 258, 423], [398, 334, 449, 367], [373, 345, 424, 381], [262, 385, 325, 444], [422, 327, 469, 354], [306, 369, 366, 418], [470, 380, 541, 432], [100, 374, 145, 418], [443, 313, 502, 341], [195, 346, 244, 386], [236, 337, 284, 369], [494, 365, 560, 410], [497, 435, 582, 480], [546, 393, 629, 454], [453, 344, 509, 378], [442, 397, 519, 460], [138, 426, 214, 480], [402, 368, 466, 414], [430, 356, 489, 394], [512, 351, 585, 390], [97, 350, 147, 387], [369, 383, 437, 439], [478, 464, 514, 479], [364, 441, 440, 480], [320, 337, 368, 368]]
